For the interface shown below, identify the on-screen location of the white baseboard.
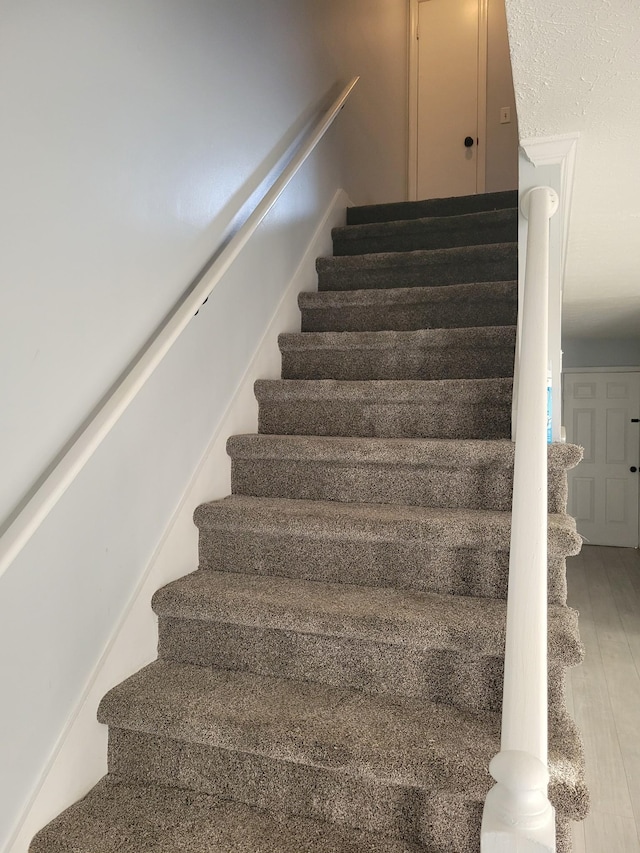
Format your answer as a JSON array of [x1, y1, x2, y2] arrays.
[[6, 188, 351, 853]]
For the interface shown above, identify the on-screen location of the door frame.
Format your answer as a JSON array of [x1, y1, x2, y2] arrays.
[[407, 0, 488, 200]]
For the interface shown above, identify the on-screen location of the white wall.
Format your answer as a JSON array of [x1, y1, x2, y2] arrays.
[[0, 2, 410, 849], [6, 190, 351, 853], [319, 0, 410, 205], [563, 337, 640, 369], [485, 0, 518, 192]]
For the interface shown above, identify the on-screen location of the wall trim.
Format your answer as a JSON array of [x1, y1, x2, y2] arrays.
[[5, 188, 351, 853], [520, 132, 580, 279]]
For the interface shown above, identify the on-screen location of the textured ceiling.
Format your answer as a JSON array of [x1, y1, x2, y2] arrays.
[[505, 0, 640, 338]]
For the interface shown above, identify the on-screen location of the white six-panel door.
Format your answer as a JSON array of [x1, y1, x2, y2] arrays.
[[564, 371, 640, 547]]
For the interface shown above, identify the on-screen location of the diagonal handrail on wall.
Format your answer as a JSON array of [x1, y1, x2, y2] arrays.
[[481, 186, 559, 852], [0, 77, 360, 579]]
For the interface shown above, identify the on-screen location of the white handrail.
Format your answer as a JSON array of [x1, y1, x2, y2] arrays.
[[0, 77, 360, 579], [481, 186, 559, 852]]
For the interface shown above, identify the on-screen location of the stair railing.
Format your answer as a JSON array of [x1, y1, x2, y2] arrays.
[[481, 186, 559, 852], [0, 77, 359, 579]]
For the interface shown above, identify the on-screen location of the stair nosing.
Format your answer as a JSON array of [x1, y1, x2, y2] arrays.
[[152, 569, 583, 665], [298, 279, 518, 309], [316, 241, 518, 271], [278, 325, 517, 351], [254, 376, 514, 403], [332, 206, 518, 240], [98, 659, 587, 812]]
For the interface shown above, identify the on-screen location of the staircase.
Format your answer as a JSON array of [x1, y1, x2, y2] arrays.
[[31, 190, 588, 853]]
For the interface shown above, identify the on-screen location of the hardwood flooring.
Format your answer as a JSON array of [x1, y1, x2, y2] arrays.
[[566, 545, 640, 851]]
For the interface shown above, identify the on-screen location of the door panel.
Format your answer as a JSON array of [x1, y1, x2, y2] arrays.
[[417, 0, 479, 199], [564, 372, 640, 547]]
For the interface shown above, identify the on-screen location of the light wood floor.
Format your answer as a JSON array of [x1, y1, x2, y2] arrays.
[[566, 545, 640, 852]]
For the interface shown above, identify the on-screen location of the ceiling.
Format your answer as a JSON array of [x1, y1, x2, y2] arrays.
[[505, 0, 640, 339]]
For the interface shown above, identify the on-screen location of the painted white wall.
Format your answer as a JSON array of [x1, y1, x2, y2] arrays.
[[6, 190, 350, 853], [563, 337, 640, 370], [0, 2, 410, 849], [318, 0, 410, 205], [485, 0, 518, 192]]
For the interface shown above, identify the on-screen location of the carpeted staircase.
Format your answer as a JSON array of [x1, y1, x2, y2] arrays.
[[31, 190, 588, 853]]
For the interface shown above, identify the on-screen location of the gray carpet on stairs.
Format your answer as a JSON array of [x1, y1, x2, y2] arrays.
[[345, 190, 518, 226], [332, 208, 517, 256], [279, 326, 517, 381], [316, 243, 518, 291], [255, 378, 514, 439], [30, 190, 587, 853], [299, 280, 517, 332]]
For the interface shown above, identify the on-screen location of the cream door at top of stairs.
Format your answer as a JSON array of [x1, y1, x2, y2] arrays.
[[0, 77, 359, 580], [408, 0, 488, 200], [481, 186, 560, 853]]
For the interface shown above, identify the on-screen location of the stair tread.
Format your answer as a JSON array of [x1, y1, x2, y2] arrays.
[[30, 778, 427, 853], [334, 208, 517, 239], [346, 191, 518, 225], [299, 280, 517, 308], [316, 243, 518, 292], [332, 209, 517, 255], [279, 325, 516, 350], [279, 327, 516, 382], [152, 569, 583, 666], [317, 242, 517, 274], [255, 377, 512, 403], [98, 660, 586, 810], [255, 377, 513, 437], [194, 494, 581, 557], [227, 434, 582, 470]]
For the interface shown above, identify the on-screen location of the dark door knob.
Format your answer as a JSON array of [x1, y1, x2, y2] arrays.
[[464, 136, 474, 148], [631, 467, 638, 473]]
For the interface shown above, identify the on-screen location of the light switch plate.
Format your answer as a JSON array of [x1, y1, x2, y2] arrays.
[[500, 106, 511, 124]]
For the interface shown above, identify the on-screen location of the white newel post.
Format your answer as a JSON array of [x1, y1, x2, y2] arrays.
[[481, 186, 559, 852]]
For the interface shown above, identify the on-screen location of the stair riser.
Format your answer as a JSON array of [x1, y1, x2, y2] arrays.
[[332, 216, 517, 257], [109, 728, 486, 853], [158, 618, 569, 715], [317, 245, 517, 291], [258, 399, 511, 440], [346, 191, 518, 225], [300, 297, 517, 332], [231, 460, 570, 514], [281, 343, 515, 381], [197, 528, 570, 603]]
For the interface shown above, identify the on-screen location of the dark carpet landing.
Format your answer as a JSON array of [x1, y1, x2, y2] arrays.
[[31, 191, 586, 853]]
